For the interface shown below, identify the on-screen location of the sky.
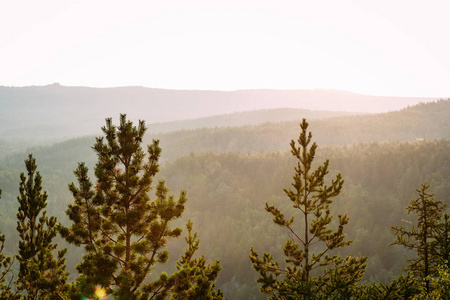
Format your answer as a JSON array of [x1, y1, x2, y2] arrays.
[[1, 0, 450, 97]]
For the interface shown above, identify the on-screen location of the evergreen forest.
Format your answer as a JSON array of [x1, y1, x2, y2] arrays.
[[1, 98, 450, 298]]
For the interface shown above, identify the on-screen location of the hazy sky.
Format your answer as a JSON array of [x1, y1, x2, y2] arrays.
[[1, 0, 450, 97]]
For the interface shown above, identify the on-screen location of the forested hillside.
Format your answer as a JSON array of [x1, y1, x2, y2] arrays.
[[146, 108, 356, 134], [154, 99, 450, 161], [158, 140, 450, 298], [0, 100, 450, 298], [1, 139, 449, 298], [0, 107, 353, 160]]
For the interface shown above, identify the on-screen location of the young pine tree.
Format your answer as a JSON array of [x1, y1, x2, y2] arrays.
[[169, 220, 224, 300], [61, 115, 188, 299], [249, 119, 366, 299], [15, 154, 68, 299], [391, 183, 447, 294]]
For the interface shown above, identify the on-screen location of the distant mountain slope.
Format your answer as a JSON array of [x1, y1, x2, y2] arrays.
[[3, 99, 450, 164], [147, 108, 355, 133], [0, 108, 353, 160], [0, 106, 353, 158], [152, 99, 450, 161], [0, 84, 433, 144]]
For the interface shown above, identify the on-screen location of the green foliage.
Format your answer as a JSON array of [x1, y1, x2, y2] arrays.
[[62, 162, 99, 250], [355, 273, 422, 299], [432, 213, 450, 269], [391, 183, 447, 293], [169, 220, 224, 300], [15, 154, 68, 299], [62, 115, 188, 298], [0, 188, 16, 298], [412, 263, 450, 299], [249, 119, 367, 299], [64, 274, 98, 300]]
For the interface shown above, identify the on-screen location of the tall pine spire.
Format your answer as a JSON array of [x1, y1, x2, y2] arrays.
[[15, 154, 68, 299], [250, 119, 366, 299]]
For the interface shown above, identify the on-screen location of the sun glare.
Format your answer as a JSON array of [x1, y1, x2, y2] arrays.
[[94, 286, 107, 299]]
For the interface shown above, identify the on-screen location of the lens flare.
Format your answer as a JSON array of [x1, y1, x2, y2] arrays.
[[94, 286, 107, 299]]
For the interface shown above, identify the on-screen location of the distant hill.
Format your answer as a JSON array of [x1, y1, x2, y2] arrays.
[[0, 84, 434, 145], [146, 108, 356, 134], [152, 99, 450, 161], [3, 99, 450, 164]]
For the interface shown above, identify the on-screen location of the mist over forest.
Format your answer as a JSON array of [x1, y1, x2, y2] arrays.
[[1, 85, 450, 299], [0, 84, 432, 144]]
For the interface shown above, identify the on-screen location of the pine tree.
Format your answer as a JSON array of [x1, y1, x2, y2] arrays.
[[15, 154, 68, 299], [391, 183, 447, 294], [62, 114, 187, 298], [0, 188, 16, 298], [169, 220, 224, 300], [432, 213, 450, 269], [249, 119, 366, 299], [415, 263, 450, 299], [354, 273, 421, 300]]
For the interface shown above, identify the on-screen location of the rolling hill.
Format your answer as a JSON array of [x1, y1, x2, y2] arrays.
[[152, 99, 450, 161], [0, 84, 434, 146]]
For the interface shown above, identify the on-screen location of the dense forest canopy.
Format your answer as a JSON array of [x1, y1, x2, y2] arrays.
[[0, 99, 449, 298]]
